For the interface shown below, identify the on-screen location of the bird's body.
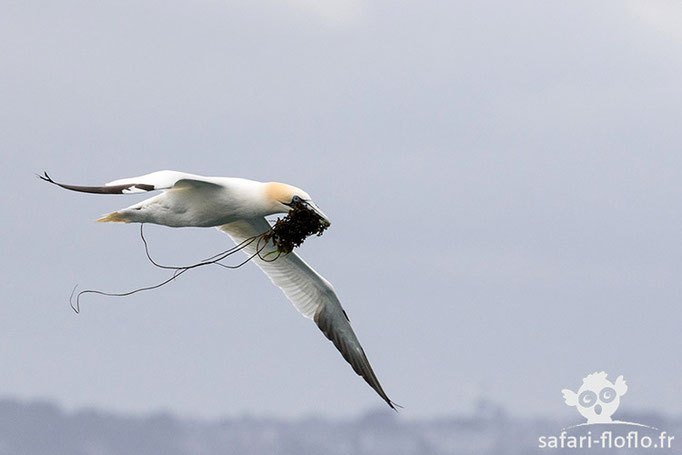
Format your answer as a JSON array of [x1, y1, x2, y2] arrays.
[[93, 171, 309, 227], [41, 170, 396, 409]]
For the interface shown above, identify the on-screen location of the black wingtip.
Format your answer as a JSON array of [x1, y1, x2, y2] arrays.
[[38, 171, 54, 183], [388, 400, 403, 412]]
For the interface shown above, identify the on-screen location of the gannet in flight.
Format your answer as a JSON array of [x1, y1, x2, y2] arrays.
[[41, 170, 396, 409]]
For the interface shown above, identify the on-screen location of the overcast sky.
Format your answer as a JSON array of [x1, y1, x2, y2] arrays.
[[2, 0, 681, 420]]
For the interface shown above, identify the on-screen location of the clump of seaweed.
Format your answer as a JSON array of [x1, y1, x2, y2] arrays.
[[264, 199, 331, 254]]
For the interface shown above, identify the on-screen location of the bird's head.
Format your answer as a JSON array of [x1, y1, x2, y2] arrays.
[[264, 182, 330, 224]]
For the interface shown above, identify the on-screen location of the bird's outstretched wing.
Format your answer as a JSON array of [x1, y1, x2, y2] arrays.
[[39, 170, 206, 194], [219, 218, 397, 409]]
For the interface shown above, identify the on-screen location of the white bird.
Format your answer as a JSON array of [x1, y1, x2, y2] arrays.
[[41, 170, 396, 409]]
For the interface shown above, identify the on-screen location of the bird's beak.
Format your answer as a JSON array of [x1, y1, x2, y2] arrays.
[[304, 200, 330, 225]]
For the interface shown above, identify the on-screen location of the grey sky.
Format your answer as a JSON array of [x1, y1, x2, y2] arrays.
[[2, 0, 681, 419]]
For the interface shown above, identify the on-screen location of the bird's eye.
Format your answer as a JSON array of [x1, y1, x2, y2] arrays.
[[578, 390, 597, 408], [599, 387, 616, 403], [292, 195, 300, 203]]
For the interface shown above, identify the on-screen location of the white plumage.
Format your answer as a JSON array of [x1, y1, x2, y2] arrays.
[[41, 170, 396, 409]]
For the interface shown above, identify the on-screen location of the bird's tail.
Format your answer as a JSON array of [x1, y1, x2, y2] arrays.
[[96, 211, 131, 223]]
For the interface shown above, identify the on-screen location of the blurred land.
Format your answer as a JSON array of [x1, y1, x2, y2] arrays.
[[1, 398, 678, 454]]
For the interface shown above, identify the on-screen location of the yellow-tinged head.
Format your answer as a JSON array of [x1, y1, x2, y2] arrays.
[[264, 182, 311, 207], [263, 182, 329, 223]]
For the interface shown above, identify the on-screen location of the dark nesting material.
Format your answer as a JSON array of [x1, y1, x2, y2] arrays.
[[264, 200, 331, 254]]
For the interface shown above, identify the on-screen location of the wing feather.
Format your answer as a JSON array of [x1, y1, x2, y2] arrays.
[[219, 218, 396, 409], [39, 170, 206, 195], [106, 170, 204, 190]]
